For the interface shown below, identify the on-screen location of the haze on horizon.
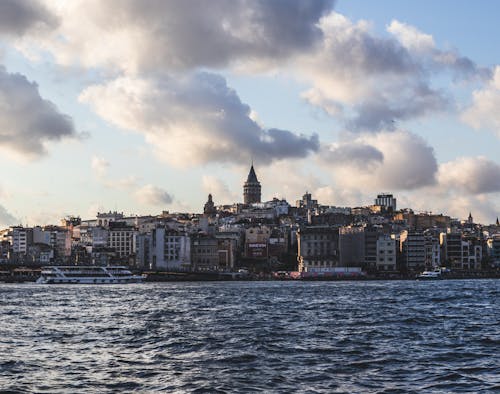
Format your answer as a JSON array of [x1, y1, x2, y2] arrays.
[[0, 0, 499, 226]]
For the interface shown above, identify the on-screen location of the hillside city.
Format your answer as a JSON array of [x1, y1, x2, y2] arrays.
[[1, 165, 500, 279]]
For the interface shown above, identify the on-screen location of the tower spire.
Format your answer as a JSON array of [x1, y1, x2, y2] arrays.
[[243, 162, 261, 204]]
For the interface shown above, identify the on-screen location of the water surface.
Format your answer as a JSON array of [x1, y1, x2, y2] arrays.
[[0, 280, 499, 393]]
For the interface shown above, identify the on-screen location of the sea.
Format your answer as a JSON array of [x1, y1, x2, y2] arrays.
[[0, 280, 498, 393]]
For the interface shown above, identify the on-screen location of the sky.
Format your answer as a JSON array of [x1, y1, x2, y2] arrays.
[[0, 0, 500, 226]]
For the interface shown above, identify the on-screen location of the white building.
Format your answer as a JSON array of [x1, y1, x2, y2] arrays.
[[154, 228, 191, 270], [8, 226, 32, 254], [376, 235, 397, 271]]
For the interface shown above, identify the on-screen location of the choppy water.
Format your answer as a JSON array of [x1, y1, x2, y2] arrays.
[[0, 280, 499, 393]]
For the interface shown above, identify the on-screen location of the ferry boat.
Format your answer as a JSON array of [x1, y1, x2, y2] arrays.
[[36, 266, 144, 284]]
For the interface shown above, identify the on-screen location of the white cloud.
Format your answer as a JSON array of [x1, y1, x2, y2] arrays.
[[201, 175, 238, 205], [462, 66, 500, 137], [103, 176, 140, 191], [79, 72, 319, 167], [438, 156, 500, 194], [387, 20, 435, 53], [320, 130, 438, 191], [134, 184, 173, 206], [90, 156, 109, 177]]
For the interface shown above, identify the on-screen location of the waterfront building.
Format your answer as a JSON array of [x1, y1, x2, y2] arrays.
[[364, 226, 379, 270], [137, 227, 191, 270], [108, 221, 136, 259], [487, 235, 500, 267], [33, 226, 71, 261], [297, 226, 339, 273], [215, 237, 237, 270], [191, 234, 219, 271], [243, 164, 261, 204], [400, 230, 426, 272], [339, 226, 365, 267], [7, 226, 33, 255], [244, 225, 270, 260], [424, 234, 441, 269], [376, 235, 397, 271]]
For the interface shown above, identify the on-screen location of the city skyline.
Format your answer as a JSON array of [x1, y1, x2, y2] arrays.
[[1, 0, 500, 226]]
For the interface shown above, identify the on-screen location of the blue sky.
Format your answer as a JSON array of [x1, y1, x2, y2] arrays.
[[0, 0, 499, 225]]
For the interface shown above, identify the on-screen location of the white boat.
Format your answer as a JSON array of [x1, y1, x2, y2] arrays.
[[36, 266, 144, 284], [416, 270, 442, 280]]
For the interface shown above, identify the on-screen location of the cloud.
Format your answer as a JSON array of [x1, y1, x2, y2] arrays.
[[0, 204, 17, 227], [438, 156, 500, 194], [26, 0, 333, 74], [462, 66, 500, 137], [103, 176, 139, 191], [297, 14, 487, 132], [321, 142, 383, 169], [0, 0, 57, 37], [134, 184, 173, 206], [91, 156, 109, 177], [0, 66, 78, 157], [388, 20, 490, 80], [79, 72, 319, 166], [202, 175, 238, 205], [321, 130, 437, 190]]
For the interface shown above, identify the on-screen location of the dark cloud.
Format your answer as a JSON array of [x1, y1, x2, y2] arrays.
[[135, 185, 173, 206], [0, 66, 77, 157], [46, 0, 334, 72], [0, 0, 57, 36], [322, 142, 384, 169], [80, 71, 319, 166], [347, 84, 449, 131]]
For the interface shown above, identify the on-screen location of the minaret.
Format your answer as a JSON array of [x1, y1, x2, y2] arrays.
[[243, 164, 261, 204]]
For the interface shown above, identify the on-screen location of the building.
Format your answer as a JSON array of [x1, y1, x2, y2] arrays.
[[243, 164, 261, 204], [339, 226, 365, 267], [296, 191, 318, 210], [374, 193, 397, 212], [191, 234, 219, 271], [297, 226, 339, 273], [108, 221, 136, 259], [441, 232, 472, 270], [203, 194, 216, 216], [400, 230, 426, 272], [376, 235, 397, 271], [147, 227, 191, 270], [216, 237, 237, 271], [7, 226, 33, 255], [244, 225, 270, 260], [487, 235, 500, 267]]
